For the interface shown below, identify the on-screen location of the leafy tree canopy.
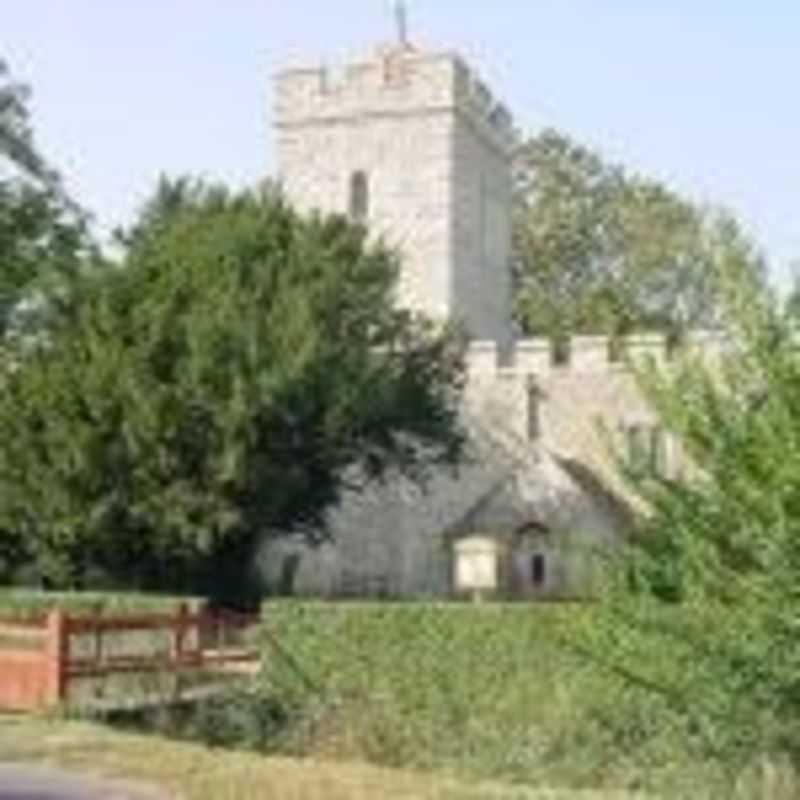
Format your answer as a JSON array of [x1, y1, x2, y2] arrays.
[[0, 58, 53, 183], [513, 129, 765, 340], [0, 182, 465, 599], [584, 258, 800, 769], [0, 58, 94, 340]]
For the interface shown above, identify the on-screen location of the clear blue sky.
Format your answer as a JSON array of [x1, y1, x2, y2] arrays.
[[3, 2, 798, 284]]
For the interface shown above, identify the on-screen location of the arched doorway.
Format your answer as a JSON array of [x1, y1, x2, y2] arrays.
[[510, 521, 556, 598]]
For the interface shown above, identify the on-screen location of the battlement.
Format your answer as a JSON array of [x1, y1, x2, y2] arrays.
[[274, 46, 516, 154], [467, 331, 731, 377]]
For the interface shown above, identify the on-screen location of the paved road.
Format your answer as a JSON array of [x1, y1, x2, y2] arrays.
[[0, 765, 167, 800]]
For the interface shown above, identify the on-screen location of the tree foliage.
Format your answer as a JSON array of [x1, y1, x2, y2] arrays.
[[0, 183, 465, 598], [513, 129, 765, 340], [0, 58, 54, 183], [0, 58, 93, 339], [587, 256, 800, 770]]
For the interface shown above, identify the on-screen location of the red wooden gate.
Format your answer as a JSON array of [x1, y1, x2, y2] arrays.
[[0, 605, 259, 712]]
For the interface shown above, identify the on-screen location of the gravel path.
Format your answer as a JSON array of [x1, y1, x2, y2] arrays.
[[0, 764, 168, 800]]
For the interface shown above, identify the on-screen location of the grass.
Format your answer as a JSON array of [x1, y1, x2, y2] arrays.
[[253, 602, 800, 800], [0, 713, 640, 800]]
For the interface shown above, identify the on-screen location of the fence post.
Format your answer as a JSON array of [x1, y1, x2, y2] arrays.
[[172, 602, 188, 664], [92, 601, 103, 668], [44, 609, 67, 708]]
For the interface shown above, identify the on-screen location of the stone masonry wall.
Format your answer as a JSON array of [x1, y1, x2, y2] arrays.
[[451, 100, 513, 345], [274, 44, 515, 342], [465, 332, 727, 502], [276, 111, 454, 319]]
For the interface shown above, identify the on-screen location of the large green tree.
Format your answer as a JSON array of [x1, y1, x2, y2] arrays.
[[581, 256, 800, 774], [513, 129, 764, 340], [0, 183, 465, 599], [0, 59, 95, 577]]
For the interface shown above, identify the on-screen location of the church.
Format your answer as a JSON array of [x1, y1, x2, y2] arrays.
[[259, 26, 716, 600]]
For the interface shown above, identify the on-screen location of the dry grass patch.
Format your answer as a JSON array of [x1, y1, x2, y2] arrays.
[[0, 714, 640, 800]]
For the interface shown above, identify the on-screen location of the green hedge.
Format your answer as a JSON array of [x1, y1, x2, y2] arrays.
[[256, 601, 723, 795], [0, 589, 202, 621]]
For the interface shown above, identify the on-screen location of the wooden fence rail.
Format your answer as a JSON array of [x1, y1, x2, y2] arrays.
[[0, 604, 260, 712]]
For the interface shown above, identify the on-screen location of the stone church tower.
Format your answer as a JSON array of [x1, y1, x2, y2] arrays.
[[274, 42, 515, 345]]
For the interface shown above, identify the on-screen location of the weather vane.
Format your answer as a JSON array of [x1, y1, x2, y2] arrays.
[[393, 0, 409, 45]]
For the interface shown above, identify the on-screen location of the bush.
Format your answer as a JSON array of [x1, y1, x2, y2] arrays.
[[254, 601, 750, 796], [175, 689, 287, 750], [0, 589, 202, 621]]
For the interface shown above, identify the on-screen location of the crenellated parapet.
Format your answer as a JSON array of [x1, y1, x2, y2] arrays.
[[467, 330, 730, 377], [450, 56, 516, 154], [275, 46, 516, 154]]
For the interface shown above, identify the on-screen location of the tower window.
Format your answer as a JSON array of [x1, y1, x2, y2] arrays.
[[349, 171, 369, 222], [625, 423, 666, 477], [531, 554, 546, 587], [527, 378, 541, 441]]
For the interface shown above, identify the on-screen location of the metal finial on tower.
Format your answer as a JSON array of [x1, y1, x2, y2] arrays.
[[393, 0, 409, 45]]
